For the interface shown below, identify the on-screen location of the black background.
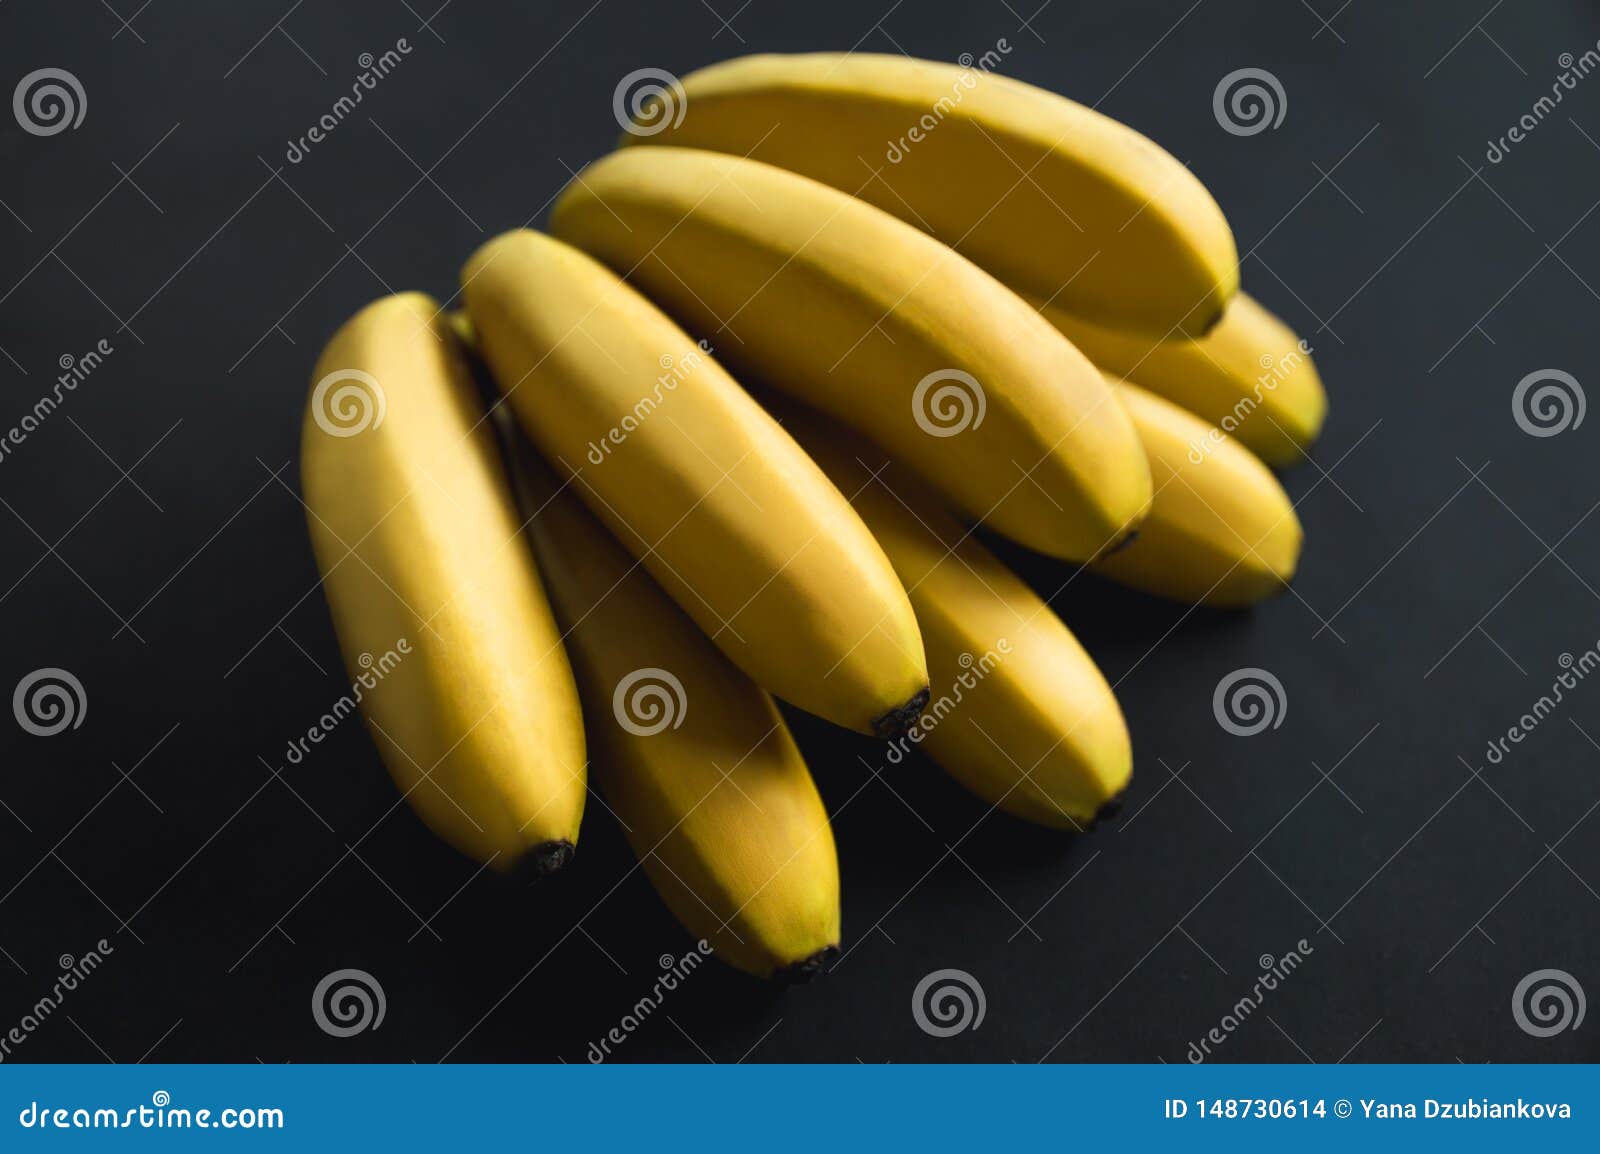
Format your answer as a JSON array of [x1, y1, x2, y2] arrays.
[[3, 0, 1600, 1064]]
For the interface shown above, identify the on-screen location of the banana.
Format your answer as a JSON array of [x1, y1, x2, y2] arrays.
[[460, 230, 928, 737], [623, 52, 1237, 336], [1034, 292, 1327, 468], [550, 146, 1152, 562], [496, 415, 841, 980], [773, 400, 1131, 828], [1091, 378, 1302, 606], [300, 293, 586, 872]]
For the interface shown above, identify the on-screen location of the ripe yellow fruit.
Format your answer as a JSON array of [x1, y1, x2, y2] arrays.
[[551, 146, 1152, 562], [301, 294, 586, 871], [1034, 292, 1327, 468], [500, 419, 841, 980], [625, 52, 1238, 336], [775, 400, 1132, 828], [1092, 378, 1302, 606], [461, 230, 928, 736]]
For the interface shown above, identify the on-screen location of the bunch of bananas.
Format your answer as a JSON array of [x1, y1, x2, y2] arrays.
[[300, 54, 1326, 981]]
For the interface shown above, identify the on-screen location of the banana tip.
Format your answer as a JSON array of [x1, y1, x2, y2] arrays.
[[1088, 789, 1126, 830], [772, 946, 839, 985], [510, 839, 575, 883], [871, 686, 930, 739]]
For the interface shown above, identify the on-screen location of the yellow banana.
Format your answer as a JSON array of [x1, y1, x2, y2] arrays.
[[623, 52, 1237, 336], [1034, 292, 1327, 468], [497, 415, 841, 980], [460, 230, 928, 737], [300, 294, 586, 872], [773, 400, 1131, 828], [550, 146, 1152, 562], [1092, 378, 1302, 606]]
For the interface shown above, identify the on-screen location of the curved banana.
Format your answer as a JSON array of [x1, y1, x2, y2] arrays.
[[774, 400, 1131, 828], [498, 417, 840, 980], [301, 293, 586, 872], [551, 146, 1152, 562], [1092, 378, 1302, 606], [624, 52, 1237, 336], [1035, 292, 1327, 468], [460, 230, 928, 736]]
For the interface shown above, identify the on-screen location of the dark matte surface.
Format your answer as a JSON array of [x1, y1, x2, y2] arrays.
[[3, 0, 1600, 1063]]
